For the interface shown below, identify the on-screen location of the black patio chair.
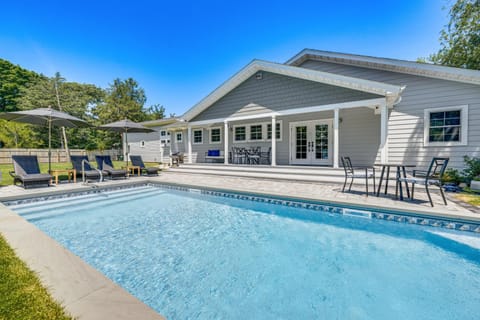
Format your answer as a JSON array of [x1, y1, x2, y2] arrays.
[[259, 147, 271, 165], [398, 157, 449, 207], [95, 155, 127, 179], [10, 155, 52, 188], [70, 155, 103, 182], [129, 155, 160, 176], [341, 156, 376, 196]]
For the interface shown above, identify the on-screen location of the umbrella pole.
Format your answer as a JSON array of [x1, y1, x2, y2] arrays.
[[125, 129, 129, 169], [48, 118, 52, 174]]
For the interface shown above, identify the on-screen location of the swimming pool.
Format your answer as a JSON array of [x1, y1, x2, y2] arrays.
[[7, 185, 480, 319]]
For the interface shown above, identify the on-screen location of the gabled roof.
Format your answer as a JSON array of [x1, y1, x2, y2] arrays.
[[140, 117, 181, 128], [182, 60, 405, 121], [286, 49, 480, 86]]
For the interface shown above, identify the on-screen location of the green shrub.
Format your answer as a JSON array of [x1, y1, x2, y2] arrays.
[[442, 168, 463, 185]]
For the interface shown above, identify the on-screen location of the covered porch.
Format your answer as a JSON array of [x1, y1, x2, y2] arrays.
[[184, 96, 397, 168]]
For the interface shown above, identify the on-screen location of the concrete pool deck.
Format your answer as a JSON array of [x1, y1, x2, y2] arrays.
[[0, 172, 478, 319]]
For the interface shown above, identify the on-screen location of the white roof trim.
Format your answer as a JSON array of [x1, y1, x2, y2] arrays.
[[287, 49, 480, 86], [188, 97, 386, 126], [182, 60, 404, 121]]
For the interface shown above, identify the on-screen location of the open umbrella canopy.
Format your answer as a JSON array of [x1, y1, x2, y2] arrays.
[[0, 107, 91, 128], [97, 118, 155, 133], [97, 118, 156, 167], [0, 107, 92, 173]]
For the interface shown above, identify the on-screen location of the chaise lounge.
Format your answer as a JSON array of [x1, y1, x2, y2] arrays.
[[129, 155, 160, 176], [95, 155, 127, 179], [10, 155, 52, 188]]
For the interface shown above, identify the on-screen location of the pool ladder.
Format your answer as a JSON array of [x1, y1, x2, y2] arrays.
[[81, 159, 103, 185]]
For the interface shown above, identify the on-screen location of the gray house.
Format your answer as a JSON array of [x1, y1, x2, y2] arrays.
[[130, 49, 480, 169]]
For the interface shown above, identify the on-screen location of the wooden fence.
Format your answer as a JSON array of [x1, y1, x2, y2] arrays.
[[0, 149, 121, 164]]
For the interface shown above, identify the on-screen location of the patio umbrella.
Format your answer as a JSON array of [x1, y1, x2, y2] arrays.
[[0, 107, 91, 173], [97, 118, 155, 167]]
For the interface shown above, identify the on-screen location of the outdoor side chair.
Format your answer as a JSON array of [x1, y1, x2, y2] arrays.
[[341, 156, 376, 196], [129, 155, 160, 176], [95, 155, 127, 179], [10, 155, 52, 189], [70, 155, 103, 182], [398, 157, 449, 207]]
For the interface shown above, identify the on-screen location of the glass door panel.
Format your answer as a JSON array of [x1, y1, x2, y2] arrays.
[[295, 126, 307, 159], [315, 124, 329, 160]]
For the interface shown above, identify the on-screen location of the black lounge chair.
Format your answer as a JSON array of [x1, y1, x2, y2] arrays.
[[95, 155, 127, 179], [398, 157, 449, 207], [341, 156, 376, 196], [129, 155, 160, 176], [70, 155, 103, 182], [10, 155, 52, 188]]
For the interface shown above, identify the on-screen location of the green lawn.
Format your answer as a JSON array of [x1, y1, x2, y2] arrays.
[[453, 190, 480, 206], [0, 234, 72, 320]]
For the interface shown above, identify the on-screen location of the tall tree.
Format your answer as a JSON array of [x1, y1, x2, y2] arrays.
[[0, 58, 40, 112], [92, 78, 147, 149], [430, 0, 480, 69], [145, 104, 166, 120], [15, 74, 104, 149], [95, 78, 147, 123]]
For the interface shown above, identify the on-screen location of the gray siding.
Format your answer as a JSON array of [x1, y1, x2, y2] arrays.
[[128, 131, 164, 162], [191, 71, 380, 122], [299, 60, 480, 170], [191, 107, 379, 166]]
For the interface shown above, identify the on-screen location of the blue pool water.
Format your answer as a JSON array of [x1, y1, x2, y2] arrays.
[[9, 186, 480, 319]]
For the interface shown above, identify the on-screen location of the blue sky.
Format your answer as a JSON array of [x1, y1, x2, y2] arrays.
[[1, 0, 449, 116]]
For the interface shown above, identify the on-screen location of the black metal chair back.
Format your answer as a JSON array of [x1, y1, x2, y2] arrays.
[[341, 156, 354, 175], [426, 157, 449, 181]]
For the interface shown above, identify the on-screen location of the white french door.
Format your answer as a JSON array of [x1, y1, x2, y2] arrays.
[[289, 120, 333, 165]]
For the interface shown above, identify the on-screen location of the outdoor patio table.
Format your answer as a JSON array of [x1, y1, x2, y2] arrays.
[[375, 163, 415, 200], [49, 169, 76, 185], [123, 165, 141, 177]]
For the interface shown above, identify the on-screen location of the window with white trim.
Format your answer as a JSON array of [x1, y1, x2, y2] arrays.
[[234, 126, 246, 142], [250, 125, 263, 141], [210, 127, 222, 144], [267, 122, 282, 140], [424, 105, 468, 146], [193, 129, 203, 144], [233, 121, 282, 143], [176, 132, 183, 143], [160, 130, 170, 137]]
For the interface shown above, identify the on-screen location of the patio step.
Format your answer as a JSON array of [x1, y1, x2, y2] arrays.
[[166, 164, 360, 184]]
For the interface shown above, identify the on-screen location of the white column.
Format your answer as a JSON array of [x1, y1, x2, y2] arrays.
[[380, 103, 389, 163], [333, 108, 339, 168], [187, 126, 193, 164], [271, 115, 277, 166], [224, 120, 229, 164]]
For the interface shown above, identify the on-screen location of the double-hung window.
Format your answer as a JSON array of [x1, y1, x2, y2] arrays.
[[210, 127, 222, 144], [267, 122, 282, 140], [193, 129, 203, 144], [250, 125, 263, 141], [234, 126, 246, 142], [424, 105, 468, 146]]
